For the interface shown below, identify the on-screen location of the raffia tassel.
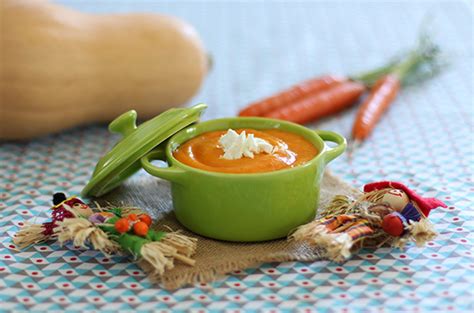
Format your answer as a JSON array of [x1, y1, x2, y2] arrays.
[[13, 223, 49, 249], [161, 231, 198, 257], [139, 239, 196, 276], [290, 223, 353, 262], [55, 218, 120, 255], [406, 218, 437, 247], [320, 195, 352, 218]]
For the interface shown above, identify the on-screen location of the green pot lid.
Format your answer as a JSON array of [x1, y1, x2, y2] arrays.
[[81, 103, 207, 197]]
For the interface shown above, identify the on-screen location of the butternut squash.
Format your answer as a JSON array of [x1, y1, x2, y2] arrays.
[[0, 0, 208, 139]]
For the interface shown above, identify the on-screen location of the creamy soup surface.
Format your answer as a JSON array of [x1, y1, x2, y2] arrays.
[[173, 129, 318, 173]]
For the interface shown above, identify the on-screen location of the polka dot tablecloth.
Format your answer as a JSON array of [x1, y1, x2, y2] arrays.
[[1, 1, 473, 312]]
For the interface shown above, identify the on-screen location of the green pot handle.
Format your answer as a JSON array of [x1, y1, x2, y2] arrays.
[[141, 147, 186, 184], [315, 130, 347, 164]]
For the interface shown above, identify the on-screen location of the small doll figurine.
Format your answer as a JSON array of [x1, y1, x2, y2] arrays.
[[14, 193, 94, 249], [290, 181, 447, 262], [15, 193, 197, 277]]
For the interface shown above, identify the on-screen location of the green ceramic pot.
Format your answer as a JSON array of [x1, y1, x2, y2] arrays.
[[141, 117, 346, 242]]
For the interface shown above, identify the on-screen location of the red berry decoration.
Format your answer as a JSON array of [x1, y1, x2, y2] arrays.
[[138, 214, 152, 226], [114, 218, 130, 233], [127, 213, 138, 221], [382, 212, 405, 236], [133, 222, 149, 236]]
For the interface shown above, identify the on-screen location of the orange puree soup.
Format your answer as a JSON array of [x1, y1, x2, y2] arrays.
[[173, 129, 318, 174]]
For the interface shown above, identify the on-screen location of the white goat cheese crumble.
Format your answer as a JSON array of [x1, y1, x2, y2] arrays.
[[218, 129, 274, 160]]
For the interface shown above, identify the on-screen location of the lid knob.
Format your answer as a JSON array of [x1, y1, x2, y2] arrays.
[[109, 110, 138, 137]]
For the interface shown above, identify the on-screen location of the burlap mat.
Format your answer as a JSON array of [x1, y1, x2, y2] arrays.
[[100, 170, 359, 289]]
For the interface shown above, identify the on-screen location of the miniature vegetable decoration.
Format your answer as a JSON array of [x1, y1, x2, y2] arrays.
[[289, 181, 446, 262], [14, 193, 197, 277]]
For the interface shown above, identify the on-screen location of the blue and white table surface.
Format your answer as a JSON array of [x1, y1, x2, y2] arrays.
[[0, 1, 473, 312]]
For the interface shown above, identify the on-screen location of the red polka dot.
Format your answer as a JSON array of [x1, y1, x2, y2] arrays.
[[435, 266, 442, 269], [234, 270, 242, 274], [133, 271, 140, 275], [200, 283, 207, 287], [96, 284, 103, 289], [340, 294, 347, 298], [199, 295, 206, 300], [102, 258, 110, 262], [269, 295, 275, 300], [130, 284, 137, 288], [453, 217, 459, 221], [23, 298, 29, 302], [369, 266, 376, 270], [338, 281, 344, 285], [39, 247, 47, 251], [128, 298, 135, 302], [301, 268, 308, 272], [406, 280, 412, 284], [4, 255, 11, 259], [457, 228, 464, 231], [374, 292, 381, 296], [0, 268, 4, 271], [303, 295, 310, 299], [163, 297, 169, 301], [62, 283, 69, 287], [267, 269, 275, 273], [269, 282, 275, 286], [335, 267, 343, 272], [403, 267, 409, 271], [35, 259, 43, 263], [99, 271, 106, 275], [366, 254, 374, 258], [460, 239, 467, 243], [69, 257, 77, 261], [27, 284, 34, 288], [449, 207, 455, 210], [9, 245, 15, 250], [93, 298, 100, 302], [59, 298, 65, 302], [234, 296, 240, 300], [431, 254, 438, 257], [66, 270, 73, 274], [21, 211, 28, 214], [428, 242, 435, 246], [302, 281, 309, 285], [399, 254, 407, 259], [371, 279, 378, 283]]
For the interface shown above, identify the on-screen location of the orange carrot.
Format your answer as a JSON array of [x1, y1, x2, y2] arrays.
[[238, 75, 347, 117], [264, 81, 366, 124], [352, 75, 400, 141]]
